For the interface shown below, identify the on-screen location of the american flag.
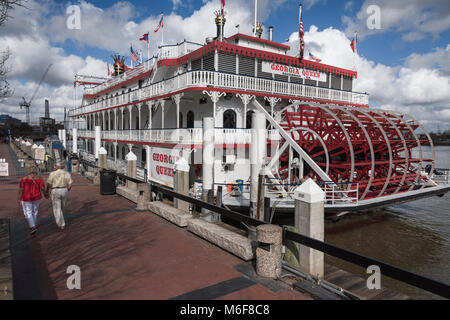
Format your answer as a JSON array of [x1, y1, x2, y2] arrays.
[[299, 6, 304, 60], [154, 14, 164, 33], [130, 44, 138, 62], [309, 52, 321, 62]]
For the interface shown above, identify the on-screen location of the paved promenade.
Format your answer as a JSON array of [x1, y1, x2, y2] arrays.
[[0, 143, 310, 300]]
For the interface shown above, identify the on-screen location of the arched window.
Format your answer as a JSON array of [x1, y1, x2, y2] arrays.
[[246, 111, 254, 129], [187, 111, 194, 128], [179, 112, 183, 128], [223, 109, 237, 129], [122, 146, 126, 160]]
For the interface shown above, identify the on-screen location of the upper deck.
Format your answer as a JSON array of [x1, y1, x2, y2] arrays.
[[70, 35, 368, 118]]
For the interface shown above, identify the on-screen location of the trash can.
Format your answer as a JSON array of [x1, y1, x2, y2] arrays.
[[100, 169, 116, 195]]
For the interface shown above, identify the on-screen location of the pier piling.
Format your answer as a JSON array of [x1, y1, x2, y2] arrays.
[[293, 178, 325, 279]]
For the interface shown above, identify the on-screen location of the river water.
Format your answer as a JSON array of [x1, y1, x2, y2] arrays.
[[324, 146, 450, 299]]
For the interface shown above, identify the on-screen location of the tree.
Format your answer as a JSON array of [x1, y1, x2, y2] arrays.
[[0, 0, 25, 26], [0, 0, 26, 100], [0, 48, 13, 100]]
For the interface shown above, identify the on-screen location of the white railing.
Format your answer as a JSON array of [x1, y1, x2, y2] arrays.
[[431, 169, 450, 186], [76, 128, 281, 145], [321, 182, 359, 205], [70, 70, 369, 118], [158, 41, 203, 60], [84, 62, 154, 96]]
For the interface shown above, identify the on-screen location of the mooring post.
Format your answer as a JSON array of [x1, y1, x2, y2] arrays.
[[174, 155, 190, 212], [256, 172, 265, 221], [98, 147, 107, 169], [293, 178, 325, 279], [136, 183, 151, 211], [202, 117, 220, 222], [126, 151, 137, 191], [263, 196, 271, 223], [256, 224, 283, 279], [216, 185, 223, 207]]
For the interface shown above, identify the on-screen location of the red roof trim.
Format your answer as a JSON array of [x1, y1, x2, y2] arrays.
[[225, 33, 291, 50], [163, 41, 357, 78]]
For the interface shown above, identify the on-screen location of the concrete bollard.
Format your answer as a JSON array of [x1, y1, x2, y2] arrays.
[[98, 147, 107, 169], [93, 167, 101, 185], [72, 159, 79, 173], [136, 183, 151, 211], [293, 178, 325, 279], [126, 151, 137, 191], [174, 156, 190, 213], [256, 224, 283, 279]]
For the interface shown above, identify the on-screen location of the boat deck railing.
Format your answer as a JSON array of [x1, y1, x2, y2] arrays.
[[431, 168, 450, 186], [76, 128, 281, 145], [70, 70, 369, 117]]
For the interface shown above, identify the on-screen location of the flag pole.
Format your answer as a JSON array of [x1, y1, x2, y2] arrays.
[[254, 0, 258, 37], [130, 43, 133, 69], [353, 31, 357, 71], [161, 14, 164, 46], [147, 31, 150, 68]]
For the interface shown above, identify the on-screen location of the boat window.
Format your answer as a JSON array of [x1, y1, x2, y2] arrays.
[[223, 109, 237, 129], [179, 112, 183, 128], [246, 111, 254, 129], [187, 111, 194, 128]]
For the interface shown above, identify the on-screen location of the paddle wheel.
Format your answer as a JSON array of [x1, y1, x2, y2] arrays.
[[273, 103, 435, 200]]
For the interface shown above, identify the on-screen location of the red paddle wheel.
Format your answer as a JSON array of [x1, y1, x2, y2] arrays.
[[274, 103, 435, 201]]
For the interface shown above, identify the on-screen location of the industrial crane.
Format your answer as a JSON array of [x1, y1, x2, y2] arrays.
[[20, 63, 52, 124]]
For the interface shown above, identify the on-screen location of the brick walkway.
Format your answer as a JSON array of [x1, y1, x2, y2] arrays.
[[0, 143, 310, 300]]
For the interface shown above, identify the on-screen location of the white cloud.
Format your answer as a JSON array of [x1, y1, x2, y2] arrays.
[[342, 0, 450, 40]]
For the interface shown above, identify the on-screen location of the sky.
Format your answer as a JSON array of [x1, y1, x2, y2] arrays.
[[0, 0, 449, 132]]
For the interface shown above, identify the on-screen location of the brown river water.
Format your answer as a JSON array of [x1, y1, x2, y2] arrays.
[[324, 146, 450, 299]]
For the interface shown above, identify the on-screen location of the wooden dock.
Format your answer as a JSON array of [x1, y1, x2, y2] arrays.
[[323, 264, 410, 300]]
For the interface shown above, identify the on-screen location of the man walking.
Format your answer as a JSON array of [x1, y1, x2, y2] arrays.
[[46, 161, 73, 230]]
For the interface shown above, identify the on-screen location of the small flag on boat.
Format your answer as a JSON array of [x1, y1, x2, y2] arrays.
[[350, 34, 357, 53], [130, 44, 138, 62], [299, 5, 305, 60], [140, 33, 149, 43], [154, 14, 164, 32], [309, 52, 321, 62]]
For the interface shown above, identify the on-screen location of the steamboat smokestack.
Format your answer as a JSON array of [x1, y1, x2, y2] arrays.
[[215, 10, 226, 41], [268, 26, 273, 41], [45, 99, 50, 118]]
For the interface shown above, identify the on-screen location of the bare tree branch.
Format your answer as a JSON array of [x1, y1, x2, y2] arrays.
[[0, 0, 26, 26], [1, 0, 27, 99]]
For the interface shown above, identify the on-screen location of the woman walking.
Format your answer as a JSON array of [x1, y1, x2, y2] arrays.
[[18, 165, 46, 235]]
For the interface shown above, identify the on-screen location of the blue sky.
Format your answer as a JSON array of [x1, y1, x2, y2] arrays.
[[50, 0, 450, 68], [1, 0, 449, 131]]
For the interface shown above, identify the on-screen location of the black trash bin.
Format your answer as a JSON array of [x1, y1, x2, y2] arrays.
[[100, 169, 116, 195]]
